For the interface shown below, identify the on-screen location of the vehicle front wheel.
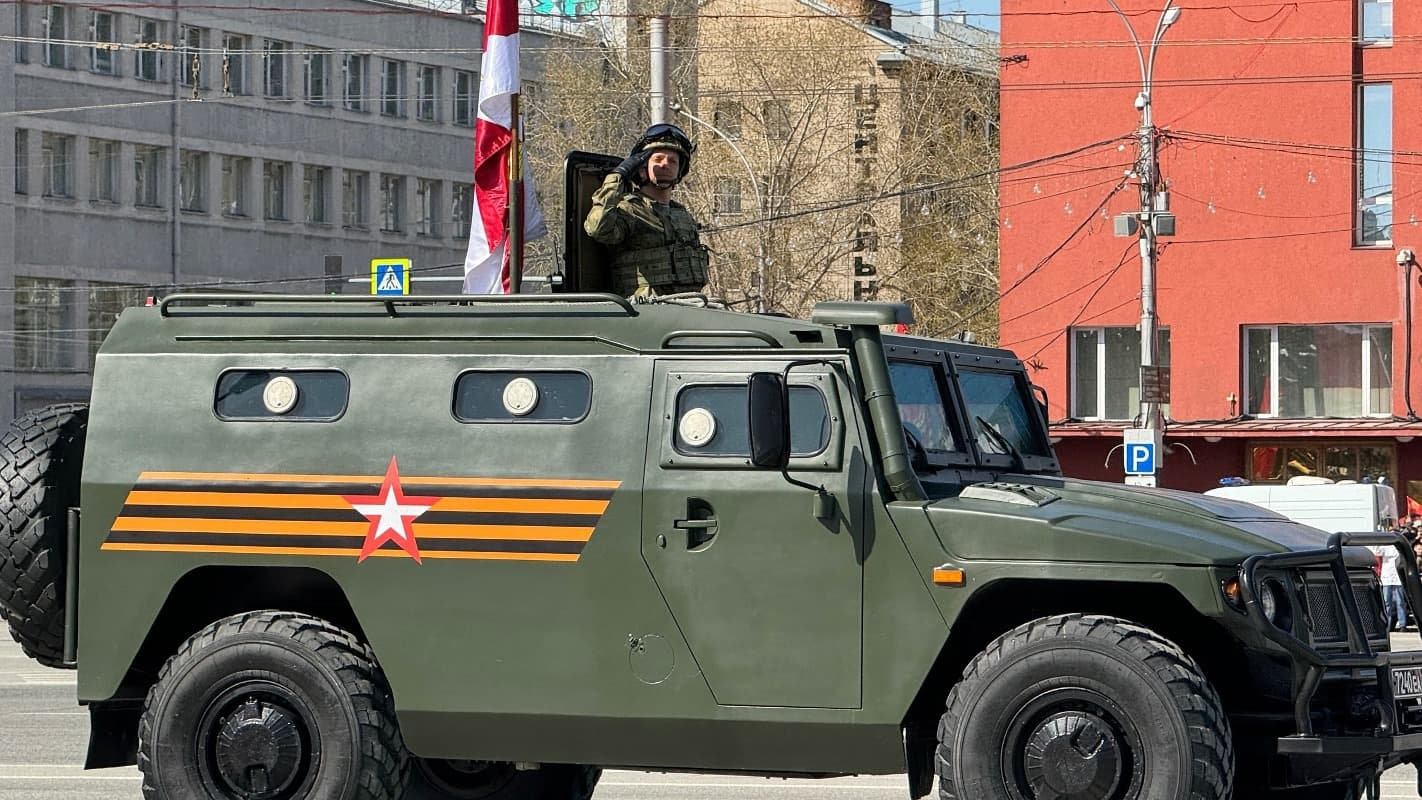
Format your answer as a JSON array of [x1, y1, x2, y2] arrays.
[[936, 613, 1233, 800], [405, 758, 600, 799], [137, 611, 408, 800]]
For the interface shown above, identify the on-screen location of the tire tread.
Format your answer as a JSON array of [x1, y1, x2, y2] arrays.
[[0, 403, 87, 668]]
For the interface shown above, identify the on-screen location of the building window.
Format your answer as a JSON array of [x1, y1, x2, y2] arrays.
[[763, 100, 790, 140], [90, 139, 119, 203], [416, 179, 439, 236], [343, 170, 369, 229], [380, 174, 403, 232], [87, 283, 148, 365], [223, 34, 248, 94], [1245, 324, 1392, 418], [1248, 442, 1394, 486], [134, 145, 165, 207], [713, 178, 741, 215], [14, 130, 28, 195], [1357, 83, 1392, 246], [15, 2, 30, 64], [452, 183, 473, 238], [1070, 327, 1172, 421], [304, 165, 330, 224], [40, 133, 73, 198], [221, 155, 250, 216], [15, 277, 73, 371], [135, 19, 163, 81], [305, 50, 331, 105], [90, 11, 117, 75], [1362, 0, 1392, 43], [264, 161, 289, 220], [264, 40, 288, 97], [417, 65, 439, 122], [43, 4, 68, 68], [454, 70, 476, 126], [713, 103, 742, 138], [180, 150, 207, 212], [380, 60, 405, 117], [344, 54, 367, 111], [179, 25, 203, 87]]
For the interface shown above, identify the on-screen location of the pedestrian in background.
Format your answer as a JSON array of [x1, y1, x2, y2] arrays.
[[1372, 538, 1408, 631]]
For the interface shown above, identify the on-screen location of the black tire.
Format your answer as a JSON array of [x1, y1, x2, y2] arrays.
[[936, 613, 1234, 800], [406, 759, 600, 800], [0, 403, 87, 668], [137, 611, 408, 800]]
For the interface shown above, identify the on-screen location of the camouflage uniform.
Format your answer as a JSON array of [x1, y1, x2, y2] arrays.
[[583, 173, 709, 298]]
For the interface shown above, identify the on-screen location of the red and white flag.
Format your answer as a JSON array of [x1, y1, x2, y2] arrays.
[[462, 0, 546, 294]]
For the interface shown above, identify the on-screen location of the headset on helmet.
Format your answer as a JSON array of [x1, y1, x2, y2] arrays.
[[631, 123, 695, 180]]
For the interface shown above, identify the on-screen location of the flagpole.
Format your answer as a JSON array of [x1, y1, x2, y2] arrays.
[[507, 92, 524, 294]]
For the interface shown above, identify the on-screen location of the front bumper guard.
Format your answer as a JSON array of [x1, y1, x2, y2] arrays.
[[1242, 531, 1422, 760]]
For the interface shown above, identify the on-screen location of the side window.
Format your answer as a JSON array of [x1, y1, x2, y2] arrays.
[[674, 384, 829, 457], [454, 370, 591, 423], [215, 370, 348, 421]]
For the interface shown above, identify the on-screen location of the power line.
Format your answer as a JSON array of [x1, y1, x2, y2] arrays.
[[943, 178, 1130, 334]]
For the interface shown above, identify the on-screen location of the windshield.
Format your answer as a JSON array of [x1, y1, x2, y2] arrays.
[[888, 361, 959, 454], [958, 368, 1051, 458]]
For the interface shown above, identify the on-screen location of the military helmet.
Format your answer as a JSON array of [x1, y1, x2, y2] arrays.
[[632, 123, 695, 179]]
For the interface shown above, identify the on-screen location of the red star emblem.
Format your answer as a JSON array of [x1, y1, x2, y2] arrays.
[[343, 457, 442, 564]]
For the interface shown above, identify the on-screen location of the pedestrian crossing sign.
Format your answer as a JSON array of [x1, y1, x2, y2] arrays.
[[371, 259, 411, 296]]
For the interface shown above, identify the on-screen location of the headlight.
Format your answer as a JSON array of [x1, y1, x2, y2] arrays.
[[1259, 578, 1293, 631], [1260, 582, 1279, 621]]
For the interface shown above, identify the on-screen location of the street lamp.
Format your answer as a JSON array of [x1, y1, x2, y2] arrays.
[[1106, 0, 1180, 486], [670, 102, 769, 313]]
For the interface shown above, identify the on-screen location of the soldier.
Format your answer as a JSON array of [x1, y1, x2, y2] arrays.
[[584, 124, 709, 298]]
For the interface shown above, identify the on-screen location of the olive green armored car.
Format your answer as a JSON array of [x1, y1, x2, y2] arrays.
[[3, 292, 1422, 800]]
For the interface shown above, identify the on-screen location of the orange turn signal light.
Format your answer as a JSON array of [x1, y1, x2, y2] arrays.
[[933, 566, 967, 587], [1221, 576, 1244, 608]]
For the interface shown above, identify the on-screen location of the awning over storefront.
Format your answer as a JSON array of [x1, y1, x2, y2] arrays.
[[1051, 418, 1422, 439]]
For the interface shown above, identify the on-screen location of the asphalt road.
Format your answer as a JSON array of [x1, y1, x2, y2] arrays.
[[3, 634, 1422, 800]]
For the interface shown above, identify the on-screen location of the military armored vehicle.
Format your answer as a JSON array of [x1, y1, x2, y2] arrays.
[[4, 148, 1422, 799], [1, 289, 1422, 800]]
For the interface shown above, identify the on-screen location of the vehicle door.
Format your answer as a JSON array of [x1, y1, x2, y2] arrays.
[[641, 358, 863, 709]]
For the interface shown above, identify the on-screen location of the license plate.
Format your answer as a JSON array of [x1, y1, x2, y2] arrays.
[[1393, 667, 1422, 699]]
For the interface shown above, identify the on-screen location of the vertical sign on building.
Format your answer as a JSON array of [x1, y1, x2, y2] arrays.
[[852, 83, 880, 301]]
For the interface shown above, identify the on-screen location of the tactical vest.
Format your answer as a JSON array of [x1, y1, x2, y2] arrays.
[[610, 203, 709, 296]]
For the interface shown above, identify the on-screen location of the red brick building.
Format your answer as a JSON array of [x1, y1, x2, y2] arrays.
[[998, 0, 1422, 512]]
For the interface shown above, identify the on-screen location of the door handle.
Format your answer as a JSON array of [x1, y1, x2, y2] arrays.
[[674, 498, 718, 549]]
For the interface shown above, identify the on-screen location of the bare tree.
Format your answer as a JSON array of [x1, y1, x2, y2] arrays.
[[521, 1, 998, 335]]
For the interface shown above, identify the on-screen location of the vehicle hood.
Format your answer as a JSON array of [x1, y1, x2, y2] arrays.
[[920, 475, 1376, 567]]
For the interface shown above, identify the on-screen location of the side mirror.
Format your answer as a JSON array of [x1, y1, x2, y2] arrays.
[[748, 372, 790, 469]]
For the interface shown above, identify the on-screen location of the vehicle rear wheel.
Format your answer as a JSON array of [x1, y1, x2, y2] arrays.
[[0, 403, 87, 669], [406, 758, 600, 800], [137, 611, 407, 800], [936, 613, 1233, 800]]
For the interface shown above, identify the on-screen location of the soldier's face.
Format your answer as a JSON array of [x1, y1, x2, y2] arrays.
[[645, 150, 682, 185]]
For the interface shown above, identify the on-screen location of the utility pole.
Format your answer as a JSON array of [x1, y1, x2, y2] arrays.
[[648, 16, 669, 124], [1109, 0, 1180, 487]]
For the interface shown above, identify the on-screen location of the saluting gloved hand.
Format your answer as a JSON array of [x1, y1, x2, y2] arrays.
[[612, 150, 651, 185]]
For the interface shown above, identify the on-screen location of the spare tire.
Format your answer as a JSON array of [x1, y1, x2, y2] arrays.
[[0, 403, 88, 668]]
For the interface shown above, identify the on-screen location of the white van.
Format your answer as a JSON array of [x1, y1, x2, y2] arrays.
[[1204, 477, 1397, 534]]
